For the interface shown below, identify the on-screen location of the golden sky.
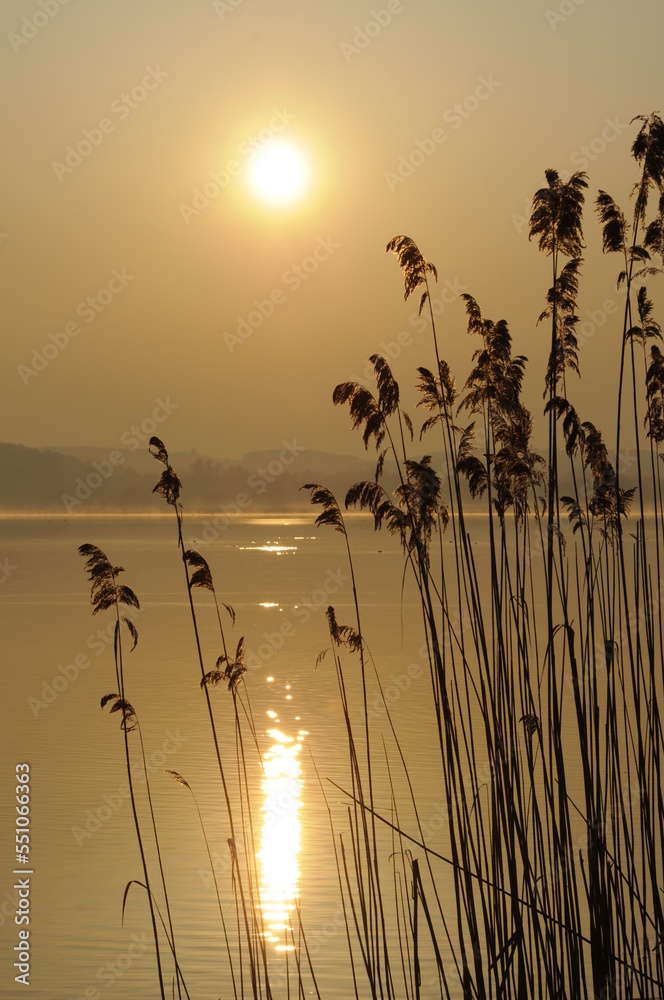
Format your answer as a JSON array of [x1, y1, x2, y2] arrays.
[[2, 0, 662, 459]]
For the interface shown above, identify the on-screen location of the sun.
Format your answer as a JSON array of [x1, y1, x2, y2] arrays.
[[247, 140, 311, 206]]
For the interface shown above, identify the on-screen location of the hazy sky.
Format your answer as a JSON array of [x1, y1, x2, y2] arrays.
[[2, 0, 663, 460]]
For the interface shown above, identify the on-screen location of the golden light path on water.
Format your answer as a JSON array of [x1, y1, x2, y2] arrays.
[[259, 727, 307, 951], [238, 544, 297, 554]]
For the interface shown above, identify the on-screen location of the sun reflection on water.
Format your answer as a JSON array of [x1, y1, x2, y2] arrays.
[[238, 544, 297, 554], [259, 728, 303, 951]]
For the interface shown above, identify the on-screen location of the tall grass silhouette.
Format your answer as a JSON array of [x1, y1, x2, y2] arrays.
[[78, 544, 171, 999], [77, 113, 664, 999], [304, 112, 664, 999]]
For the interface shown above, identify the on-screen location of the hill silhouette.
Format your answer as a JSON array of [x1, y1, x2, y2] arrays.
[[0, 441, 378, 514]]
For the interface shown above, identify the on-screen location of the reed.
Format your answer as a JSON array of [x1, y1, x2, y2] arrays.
[[78, 544, 169, 999], [148, 438, 270, 998], [76, 112, 664, 999], [149, 438, 321, 999], [305, 112, 664, 1000]]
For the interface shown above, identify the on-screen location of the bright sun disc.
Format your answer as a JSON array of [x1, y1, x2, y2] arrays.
[[248, 141, 310, 205]]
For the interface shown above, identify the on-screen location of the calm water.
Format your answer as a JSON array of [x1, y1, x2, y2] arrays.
[[3, 510, 632, 999], [1, 513, 459, 999]]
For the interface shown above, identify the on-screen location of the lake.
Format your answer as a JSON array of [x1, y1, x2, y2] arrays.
[[0, 510, 646, 999], [1, 512, 465, 999]]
